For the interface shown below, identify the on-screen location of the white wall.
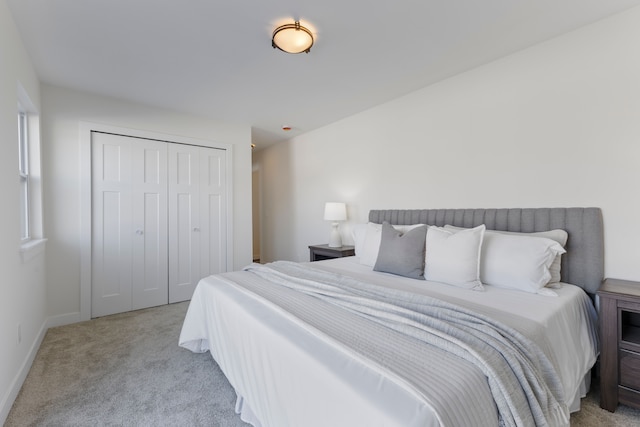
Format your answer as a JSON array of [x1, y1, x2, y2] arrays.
[[0, 0, 47, 423], [41, 84, 253, 321], [254, 6, 640, 281], [252, 167, 261, 261]]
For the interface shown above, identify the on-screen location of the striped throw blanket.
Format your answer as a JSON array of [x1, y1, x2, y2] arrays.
[[238, 261, 569, 427]]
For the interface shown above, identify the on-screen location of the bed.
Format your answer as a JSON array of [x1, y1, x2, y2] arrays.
[[179, 208, 602, 427]]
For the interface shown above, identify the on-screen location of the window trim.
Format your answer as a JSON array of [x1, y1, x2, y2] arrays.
[[18, 110, 31, 243], [17, 83, 45, 262], [19, 238, 47, 263]]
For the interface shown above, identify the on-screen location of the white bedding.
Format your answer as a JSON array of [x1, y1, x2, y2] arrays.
[[179, 257, 598, 426]]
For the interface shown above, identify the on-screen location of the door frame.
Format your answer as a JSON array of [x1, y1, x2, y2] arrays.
[[79, 122, 234, 320]]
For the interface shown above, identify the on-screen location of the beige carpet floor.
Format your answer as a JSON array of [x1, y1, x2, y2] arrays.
[[6, 302, 248, 427], [570, 382, 640, 426], [5, 301, 640, 426]]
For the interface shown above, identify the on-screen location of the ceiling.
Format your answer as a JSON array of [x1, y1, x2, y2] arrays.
[[7, 0, 640, 148]]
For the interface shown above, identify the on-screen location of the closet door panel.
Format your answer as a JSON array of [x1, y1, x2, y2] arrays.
[[199, 148, 227, 277], [168, 145, 201, 303], [91, 133, 134, 317], [131, 141, 168, 310]]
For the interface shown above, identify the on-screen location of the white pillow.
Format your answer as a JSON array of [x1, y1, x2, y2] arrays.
[[494, 229, 567, 286], [424, 225, 485, 290], [444, 225, 567, 285], [358, 222, 425, 266], [479, 232, 565, 294], [351, 223, 369, 256]]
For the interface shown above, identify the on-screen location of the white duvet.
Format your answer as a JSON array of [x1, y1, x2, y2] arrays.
[[179, 257, 598, 427]]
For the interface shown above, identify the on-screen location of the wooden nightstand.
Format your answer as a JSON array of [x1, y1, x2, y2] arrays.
[[308, 244, 355, 262], [598, 278, 640, 412]]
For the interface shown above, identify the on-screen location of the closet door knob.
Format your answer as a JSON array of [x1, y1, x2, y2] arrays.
[[193, 227, 200, 232], [136, 229, 144, 235]]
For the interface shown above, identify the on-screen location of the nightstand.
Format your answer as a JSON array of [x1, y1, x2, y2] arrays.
[[598, 278, 640, 412], [308, 244, 355, 262]]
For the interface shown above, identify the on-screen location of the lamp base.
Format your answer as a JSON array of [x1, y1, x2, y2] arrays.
[[328, 222, 342, 247]]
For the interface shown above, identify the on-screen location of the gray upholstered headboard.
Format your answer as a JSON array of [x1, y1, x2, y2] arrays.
[[369, 208, 604, 295]]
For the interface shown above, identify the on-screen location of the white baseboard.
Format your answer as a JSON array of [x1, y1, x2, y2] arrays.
[[0, 319, 47, 425], [47, 312, 81, 329], [0, 311, 82, 425]]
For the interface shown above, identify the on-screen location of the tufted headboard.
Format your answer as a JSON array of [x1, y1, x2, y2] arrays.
[[369, 208, 604, 295]]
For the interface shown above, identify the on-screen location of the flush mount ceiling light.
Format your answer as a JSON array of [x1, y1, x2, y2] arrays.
[[272, 21, 314, 54]]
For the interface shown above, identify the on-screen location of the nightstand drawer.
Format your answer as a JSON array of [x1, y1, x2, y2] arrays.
[[619, 386, 640, 409], [620, 349, 640, 390]]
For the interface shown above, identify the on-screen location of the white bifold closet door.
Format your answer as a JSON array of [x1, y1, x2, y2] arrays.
[[168, 143, 227, 303], [91, 132, 226, 318]]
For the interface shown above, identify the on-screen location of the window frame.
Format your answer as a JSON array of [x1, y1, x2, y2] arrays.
[[17, 83, 46, 262], [18, 110, 31, 243]]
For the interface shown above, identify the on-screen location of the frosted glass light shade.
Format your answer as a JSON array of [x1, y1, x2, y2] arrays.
[[272, 21, 314, 54], [324, 202, 347, 221]]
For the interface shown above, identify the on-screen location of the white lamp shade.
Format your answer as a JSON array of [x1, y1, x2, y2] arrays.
[[324, 202, 347, 221]]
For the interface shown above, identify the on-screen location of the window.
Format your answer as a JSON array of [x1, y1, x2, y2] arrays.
[[18, 111, 30, 241], [17, 83, 46, 261]]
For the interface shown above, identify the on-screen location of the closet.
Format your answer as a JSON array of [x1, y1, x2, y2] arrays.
[[91, 131, 227, 317]]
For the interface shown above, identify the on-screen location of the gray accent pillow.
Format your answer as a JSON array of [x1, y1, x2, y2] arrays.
[[374, 222, 427, 280]]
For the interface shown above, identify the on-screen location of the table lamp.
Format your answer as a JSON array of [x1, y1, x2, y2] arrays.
[[324, 202, 347, 247]]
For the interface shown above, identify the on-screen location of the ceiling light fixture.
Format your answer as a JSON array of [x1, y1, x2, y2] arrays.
[[272, 21, 314, 54]]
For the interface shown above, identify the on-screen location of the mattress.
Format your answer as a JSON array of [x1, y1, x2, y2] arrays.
[[179, 257, 598, 427]]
